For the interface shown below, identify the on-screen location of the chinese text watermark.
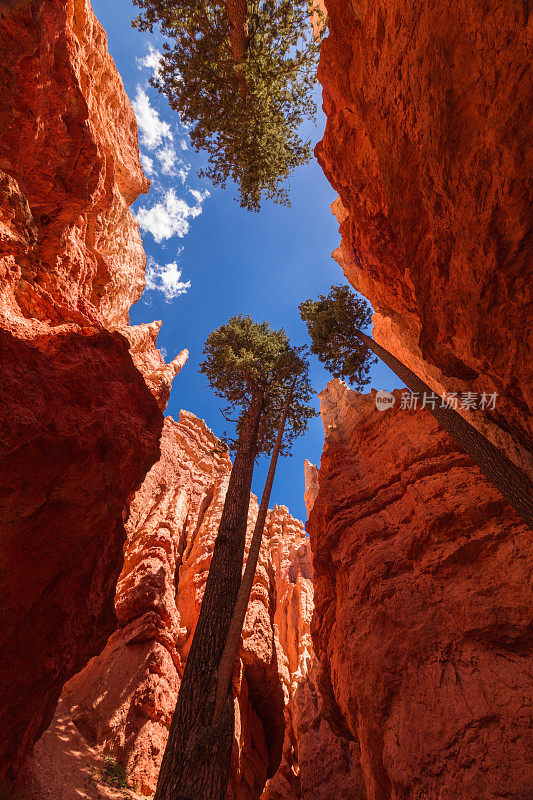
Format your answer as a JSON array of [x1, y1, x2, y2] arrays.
[[375, 390, 498, 412]]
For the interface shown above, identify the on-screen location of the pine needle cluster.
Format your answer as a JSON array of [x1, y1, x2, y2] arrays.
[[199, 315, 316, 454], [132, 0, 326, 210], [299, 285, 377, 389]]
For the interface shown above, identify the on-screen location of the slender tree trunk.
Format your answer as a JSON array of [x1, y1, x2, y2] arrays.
[[212, 380, 296, 723], [355, 330, 533, 529], [153, 389, 264, 800], [225, 0, 248, 97]]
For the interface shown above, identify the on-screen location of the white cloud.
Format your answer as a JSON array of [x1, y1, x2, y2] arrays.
[[133, 86, 173, 150], [145, 256, 191, 301], [190, 188, 210, 204], [136, 45, 163, 79], [136, 188, 209, 243], [180, 139, 188, 151], [177, 164, 190, 183], [156, 143, 178, 176], [140, 153, 154, 176]]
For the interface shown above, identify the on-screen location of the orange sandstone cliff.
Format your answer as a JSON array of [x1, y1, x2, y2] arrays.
[[53, 413, 285, 800], [24, 415, 363, 800], [312, 9, 533, 793], [0, 0, 186, 782], [263, 508, 366, 800], [308, 381, 532, 800], [2, 0, 531, 797], [315, 0, 533, 474], [0, 2, 355, 795]]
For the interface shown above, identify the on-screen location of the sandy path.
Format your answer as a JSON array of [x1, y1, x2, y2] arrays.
[[17, 699, 147, 800]]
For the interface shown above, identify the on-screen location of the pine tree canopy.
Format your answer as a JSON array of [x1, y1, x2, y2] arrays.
[[199, 315, 316, 455], [132, 0, 326, 211], [299, 284, 377, 389]]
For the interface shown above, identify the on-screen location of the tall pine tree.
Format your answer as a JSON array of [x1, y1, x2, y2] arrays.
[[154, 317, 315, 799], [300, 285, 533, 528], [132, 0, 326, 211]]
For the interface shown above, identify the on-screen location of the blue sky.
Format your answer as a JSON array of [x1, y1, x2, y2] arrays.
[[92, 0, 397, 521]]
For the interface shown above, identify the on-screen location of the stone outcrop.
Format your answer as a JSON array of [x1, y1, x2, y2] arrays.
[[26, 414, 285, 799], [308, 380, 532, 800], [316, 0, 533, 475], [0, 0, 184, 781], [24, 414, 365, 800], [263, 508, 365, 800]]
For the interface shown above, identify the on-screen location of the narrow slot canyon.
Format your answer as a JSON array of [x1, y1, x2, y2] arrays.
[[0, 1, 530, 799]]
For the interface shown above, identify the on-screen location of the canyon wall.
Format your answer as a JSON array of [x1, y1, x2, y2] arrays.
[[263, 509, 366, 800], [53, 412, 285, 800], [308, 381, 532, 800], [316, 0, 533, 474], [0, 0, 185, 781], [25, 414, 364, 800], [313, 7, 532, 796]]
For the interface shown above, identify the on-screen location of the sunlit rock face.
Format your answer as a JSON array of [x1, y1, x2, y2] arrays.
[[33, 414, 285, 799], [308, 380, 531, 800], [0, 0, 184, 780], [315, 0, 532, 475], [263, 507, 366, 800], [25, 416, 366, 800]]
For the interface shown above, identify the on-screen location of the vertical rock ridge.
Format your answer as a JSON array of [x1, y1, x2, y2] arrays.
[[0, 0, 183, 780], [308, 380, 532, 800]]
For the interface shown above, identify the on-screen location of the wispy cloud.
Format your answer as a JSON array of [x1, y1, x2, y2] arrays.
[[136, 45, 163, 79], [177, 164, 190, 183], [156, 143, 179, 176], [133, 85, 191, 181], [145, 255, 191, 301], [133, 46, 208, 302], [136, 188, 210, 243], [133, 86, 173, 150], [140, 152, 155, 176], [190, 188, 210, 204]]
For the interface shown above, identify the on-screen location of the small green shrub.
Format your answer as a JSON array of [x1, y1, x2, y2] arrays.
[[100, 755, 130, 790]]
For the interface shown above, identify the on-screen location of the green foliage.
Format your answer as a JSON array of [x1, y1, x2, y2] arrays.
[[132, 0, 326, 211], [199, 315, 316, 455], [299, 284, 377, 389], [100, 755, 130, 790]]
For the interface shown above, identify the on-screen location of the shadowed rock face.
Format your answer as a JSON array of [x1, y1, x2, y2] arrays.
[[263, 509, 366, 800], [308, 381, 532, 800], [40, 414, 286, 800], [24, 417, 365, 800], [315, 0, 532, 474], [0, 0, 185, 780]]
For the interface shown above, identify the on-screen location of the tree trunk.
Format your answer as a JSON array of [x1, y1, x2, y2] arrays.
[[153, 389, 264, 800], [355, 330, 533, 529], [212, 381, 295, 723], [225, 0, 248, 97]]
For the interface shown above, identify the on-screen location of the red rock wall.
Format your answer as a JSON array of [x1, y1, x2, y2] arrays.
[[308, 380, 532, 800], [316, 0, 533, 475], [0, 0, 184, 781], [24, 415, 365, 800], [263, 508, 366, 800], [28, 414, 285, 799]]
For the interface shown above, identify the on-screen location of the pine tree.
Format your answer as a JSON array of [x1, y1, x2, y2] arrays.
[[300, 285, 533, 528], [153, 316, 315, 799], [132, 0, 326, 212], [299, 284, 377, 389]]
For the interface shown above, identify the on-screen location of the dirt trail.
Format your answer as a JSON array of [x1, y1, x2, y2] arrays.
[[18, 700, 147, 800]]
